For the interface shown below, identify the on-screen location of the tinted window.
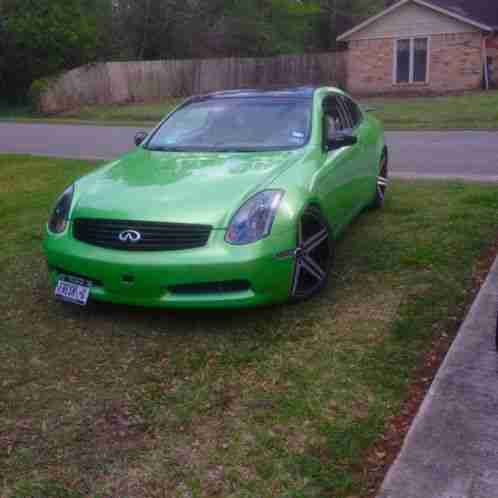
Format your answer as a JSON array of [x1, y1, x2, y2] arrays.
[[146, 97, 312, 152], [323, 97, 347, 138], [341, 97, 362, 128], [337, 97, 354, 130]]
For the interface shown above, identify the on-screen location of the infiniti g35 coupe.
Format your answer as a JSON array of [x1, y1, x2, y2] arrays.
[[44, 86, 388, 309]]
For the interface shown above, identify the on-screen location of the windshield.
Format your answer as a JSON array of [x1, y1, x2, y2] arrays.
[[146, 97, 312, 152]]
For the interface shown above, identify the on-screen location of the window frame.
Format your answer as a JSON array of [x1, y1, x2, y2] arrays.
[[322, 94, 363, 152], [322, 95, 349, 138], [393, 36, 430, 85]]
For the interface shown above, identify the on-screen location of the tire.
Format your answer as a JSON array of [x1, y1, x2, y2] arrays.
[[371, 148, 389, 209], [289, 205, 334, 303]]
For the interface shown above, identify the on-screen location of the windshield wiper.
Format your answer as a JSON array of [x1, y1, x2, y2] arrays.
[[146, 146, 186, 152], [146, 145, 294, 153]]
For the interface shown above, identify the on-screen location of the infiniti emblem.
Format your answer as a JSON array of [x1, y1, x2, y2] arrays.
[[118, 230, 142, 243]]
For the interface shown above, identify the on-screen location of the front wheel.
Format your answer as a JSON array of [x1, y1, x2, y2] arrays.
[[371, 148, 389, 209], [289, 206, 334, 303]]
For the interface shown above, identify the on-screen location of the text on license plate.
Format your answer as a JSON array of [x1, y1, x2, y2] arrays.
[[55, 276, 91, 306]]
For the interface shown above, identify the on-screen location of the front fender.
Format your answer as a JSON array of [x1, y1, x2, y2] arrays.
[[271, 185, 318, 238]]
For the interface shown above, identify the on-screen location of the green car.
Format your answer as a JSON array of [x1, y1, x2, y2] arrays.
[[44, 86, 388, 309]]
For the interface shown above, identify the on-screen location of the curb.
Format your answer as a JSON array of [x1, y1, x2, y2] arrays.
[[391, 173, 498, 183], [378, 255, 498, 498]]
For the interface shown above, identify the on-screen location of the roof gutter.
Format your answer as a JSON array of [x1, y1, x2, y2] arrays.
[[482, 34, 490, 90]]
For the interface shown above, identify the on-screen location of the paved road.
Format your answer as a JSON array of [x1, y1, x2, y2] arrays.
[[0, 123, 497, 181], [0, 123, 139, 162], [388, 131, 498, 182]]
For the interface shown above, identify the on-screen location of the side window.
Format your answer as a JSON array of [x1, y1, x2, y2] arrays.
[[337, 97, 354, 130], [342, 97, 363, 128], [323, 97, 348, 140]]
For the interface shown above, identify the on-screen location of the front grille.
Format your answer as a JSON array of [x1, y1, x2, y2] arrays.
[[73, 218, 211, 251], [169, 280, 251, 295]]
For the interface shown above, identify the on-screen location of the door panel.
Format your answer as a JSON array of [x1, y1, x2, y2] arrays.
[[314, 95, 363, 235], [345, 96, 380, 210], [317, 146, 361, 235]]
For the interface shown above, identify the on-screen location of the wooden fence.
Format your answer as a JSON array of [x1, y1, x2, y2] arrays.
[[39, 52, 346, 114]]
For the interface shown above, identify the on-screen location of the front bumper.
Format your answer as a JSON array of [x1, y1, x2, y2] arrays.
[[44, 224, 296, 309]]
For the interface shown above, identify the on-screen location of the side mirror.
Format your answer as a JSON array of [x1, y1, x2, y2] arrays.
[[326, 133, 357, 151], [134, 131, 148, 147]]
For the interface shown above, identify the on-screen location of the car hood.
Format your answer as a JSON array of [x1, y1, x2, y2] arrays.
[[72, 147, 306, 228]]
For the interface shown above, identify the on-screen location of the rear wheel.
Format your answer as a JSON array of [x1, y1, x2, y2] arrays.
[[371, 148, 389, 209], [289, 206, 334, 302]]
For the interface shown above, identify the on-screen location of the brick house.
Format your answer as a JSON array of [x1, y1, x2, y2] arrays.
[[337, 0, 498, 95]]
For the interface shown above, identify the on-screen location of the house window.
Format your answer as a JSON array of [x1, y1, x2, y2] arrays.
[[413, 38, 428, 82], [396, 39, 411, 83], [395, 37, 429, 84]]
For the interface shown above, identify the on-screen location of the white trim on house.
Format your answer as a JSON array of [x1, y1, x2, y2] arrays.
[[426, 35, 432, 83], [392, 39, 398, 84], [337, 0, 492, 41], [338, 0, 411, 42], [344, 31, 475, 41]]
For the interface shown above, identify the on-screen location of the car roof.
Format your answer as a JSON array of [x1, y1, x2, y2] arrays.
[[190, 86, 321, 101]]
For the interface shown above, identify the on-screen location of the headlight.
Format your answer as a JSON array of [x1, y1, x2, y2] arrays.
[[226, 190, 284, 245], [48, 185, 74, 234]]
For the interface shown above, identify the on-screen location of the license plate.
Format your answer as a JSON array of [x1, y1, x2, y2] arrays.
[[55, 275, 91, 306]]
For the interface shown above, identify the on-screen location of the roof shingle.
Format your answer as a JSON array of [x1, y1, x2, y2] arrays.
[[387, 0, 498, 29], [427, 0, 498, 29]]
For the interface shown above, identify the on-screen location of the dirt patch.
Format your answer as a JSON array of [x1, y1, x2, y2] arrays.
[[358, 233, 498, 497], [84, 400, 148, 449], [0, 418, 39, 460]]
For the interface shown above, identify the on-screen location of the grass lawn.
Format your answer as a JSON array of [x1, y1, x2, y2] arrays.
[[1, 91, 497, 130], [365, 90, 498, 130], [1, 154, 498, 498], [0, 100, 182, 127]]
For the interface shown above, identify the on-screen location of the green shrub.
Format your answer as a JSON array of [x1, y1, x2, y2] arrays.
[[28, 78, 52, 114]]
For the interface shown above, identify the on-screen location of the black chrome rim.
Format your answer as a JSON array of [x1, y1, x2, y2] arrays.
[[291, 209, 331, 298], [377, 154, 389, 202]]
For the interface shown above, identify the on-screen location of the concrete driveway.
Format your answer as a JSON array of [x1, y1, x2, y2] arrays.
[[0, 123, 497, 182]]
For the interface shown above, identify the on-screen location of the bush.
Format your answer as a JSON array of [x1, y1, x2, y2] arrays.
[[28, 78, 52, 114], [0, 0, 99, 102]]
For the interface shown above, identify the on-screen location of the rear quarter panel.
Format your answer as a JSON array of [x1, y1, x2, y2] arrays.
[[361, 112, 386, 203]]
